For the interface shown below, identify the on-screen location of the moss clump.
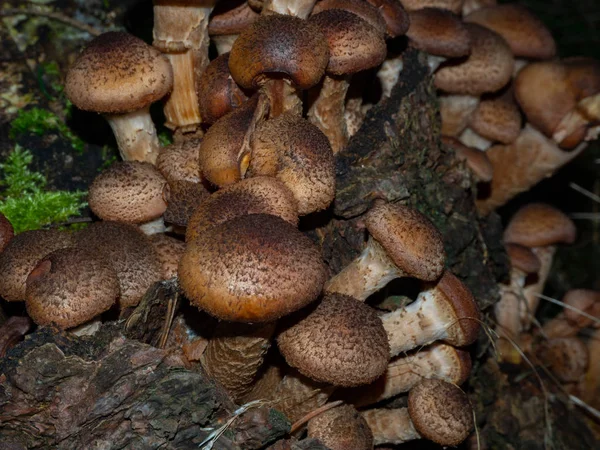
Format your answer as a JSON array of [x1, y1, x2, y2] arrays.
[[0, 146, 87, 233], [9, 107, 84, 153]]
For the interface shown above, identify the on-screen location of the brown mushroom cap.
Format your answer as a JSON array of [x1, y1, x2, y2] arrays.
[[464, 4, 556, 60], [538, 337, 589, 383], [309, 9, 387, 76], [562, 289, 600, 327], [229, 15, 329, 90], [366, 201, 446, 282], [307, 404, 374, 450], [0, 212, 14, 253], [435, 23, 514, 95], [65, 32, 173, 114], [208, 0, 259, 36], [312, 0, 387, 36], [408, 379, 474, 446], [89, 161, 169, 224], [442, 136, 493, 182], [0, 230, 74, 302], [149, 234, 186, 280], [469, 87, 522, 144], [249, 113, 335, 215], [25, 247, 119, 329], [366, 0, 410, 37], [406, 8, 471, 58], [278, 293, 390, 386], [503, 203, 577, 247], [186, 176, 298, 243], [505, 243, 541, 274], [74, 222, 162, 308], [156, 138, 202, 184], [179, 214, 327, 322], [163, 180, 211, 228], [400, 0, 463, 14]]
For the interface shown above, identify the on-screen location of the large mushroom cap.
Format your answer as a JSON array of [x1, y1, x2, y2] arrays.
[[179, 214, 327, 322], [366, 201, 446, 282], [65, 31, 173, 114], [311, 0, 388, 36], [504, 203, 577, 247], [0, 212, 14, 253], [0, 230, 74, 302], [25, 247, 119, 329], [278, 293, 390, 386], [408, 378, 474, 446], [307, 404, 374, 450], [407, 8, 471, 58]]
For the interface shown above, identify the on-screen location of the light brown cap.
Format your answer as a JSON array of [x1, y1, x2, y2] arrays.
[[309, 9, 387, 76], [464, 5, 556, 60], [408, 378, 474, 446], [407, 8, 471, 58], [469, 87, 522, 144], [149, 234, 186, 280], [0, 212, 14, 253], [89, 161, 169, 224], [400, 0, 463, 14], [65, 32, 173, 114], [563, 289, 600, 328], [538, 337, 589, 383], [0, 230, 74, 302], [366, 0, 410, 37], [163, 180, 210, 228], [25, 247, 119, 329], [435, 23, 514, 95], [505, 243, 541, 274], [208, 0, 259, 36], [179, 214, 327, 322], [229, 15, 329, 90], [74, 221, 162, 308], [462, 0, 496, 16], [365, 201, 446, 282], [197, 53, 249, 125], [439, 94, 480, 137], [249, 113, 335, 215], [442, 136, 493, 182], [307, 404, 374, 450], [186, 176, 298, 243], [312, 0, 388, 36], [278, 293, 390, 386], [503, 203, 577, 247], [156, 138, 202, 184]]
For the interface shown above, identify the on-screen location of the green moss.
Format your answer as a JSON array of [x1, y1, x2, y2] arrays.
[[9, 107, 85, 153], [158, 130, 173, 147], [0, 146, 87, 233]]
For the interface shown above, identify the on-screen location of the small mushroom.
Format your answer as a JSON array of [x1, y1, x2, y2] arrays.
[[208, 0, 259, 55], [156, 138, 203, 184], [307, 404, 374, 450]]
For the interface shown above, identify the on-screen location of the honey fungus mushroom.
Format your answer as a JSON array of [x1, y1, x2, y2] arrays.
[[0, 212, 14, 253]]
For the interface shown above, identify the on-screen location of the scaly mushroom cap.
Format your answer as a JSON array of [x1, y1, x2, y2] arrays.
[[278, 293, 390, 386], [75, 222, 162, 308], [562, 289, 600, 328], [156, 138, 202, 183], [400, 0, 464, 14], [208, 0, 259, 36], [435, 23, 514, 95], [186, 176, 298, 242], [469, 87, 522, 144], [149, 234, 186, 280], [0, 230, 74, 302], [0, 212, 14, 253], [250, 113, 335, 215], [366, 201, 446, 282], [406, 8, 471, 58], [229, 15, 329, 90], [503, 203, 577, 247], [442, 136, 493, 182], [65, 32, 173, 114], [163, 180, 211, 228], [309, 9, 387, 76], [312, 0, 387, 36], [197, 53, 249, 125], [408, 379, 474, 446], [25, 247, 119, 329], [366, 0, 410, 37], [464, 4, 556, 59], [88, 161, 169, 224], [179, 214, 327, 322], [505, 243, 541, 274], [307, 404, 374, 450]]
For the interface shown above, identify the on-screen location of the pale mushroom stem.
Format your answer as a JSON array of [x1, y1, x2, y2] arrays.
[[521, 245, 556, 330], [213, 34, 238, 55], [264, 79, 302, 118], [262, 0, 317, 19], [324, 238, 405, 301], [377, 54, 404, 100], [495, 268, 527, 363], [308, 75, 350, 154], [138, 216, 169, 235], [163, 52, 203, 131], [362, 408, 420, 446], [105, 107, 161, 163]]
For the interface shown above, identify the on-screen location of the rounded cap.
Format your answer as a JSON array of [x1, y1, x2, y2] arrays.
[[209, 0, 259, 36], [278, 293, 390, 386], [312, 0, 388, 36], [74, 222, 162, 308], [309, 9, 387, 76], [307, 404, 374, 450], [149, 234, 186, 280], [0, 230, 74, 302], [464, 5, 556, 60], [407, 8, 471, 58], [365, 201, 446, 281], [408, 378, 474, 446], [25, 247, 119, 329], [562, 289, 600, 328], [89, 161, 169, 224], [469, 88, 522, 144], [366, 0, 410, 37], [0, 212, 14, 253], [156, 138, 202, 184], [442, 136, 493, 182], [164, 180, 210, 228], [65, 32, 173, 114], [179, 214, 327, 322], [400, 0, 463, 14], [505, 243, 541, 274], [435, 23, 514, 95], [504, 203, 577, 247], [249, 113, 335, 215], [229, 15, 329, 90], [186, 176, 298, 243], [538, 337, 589, 383]]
